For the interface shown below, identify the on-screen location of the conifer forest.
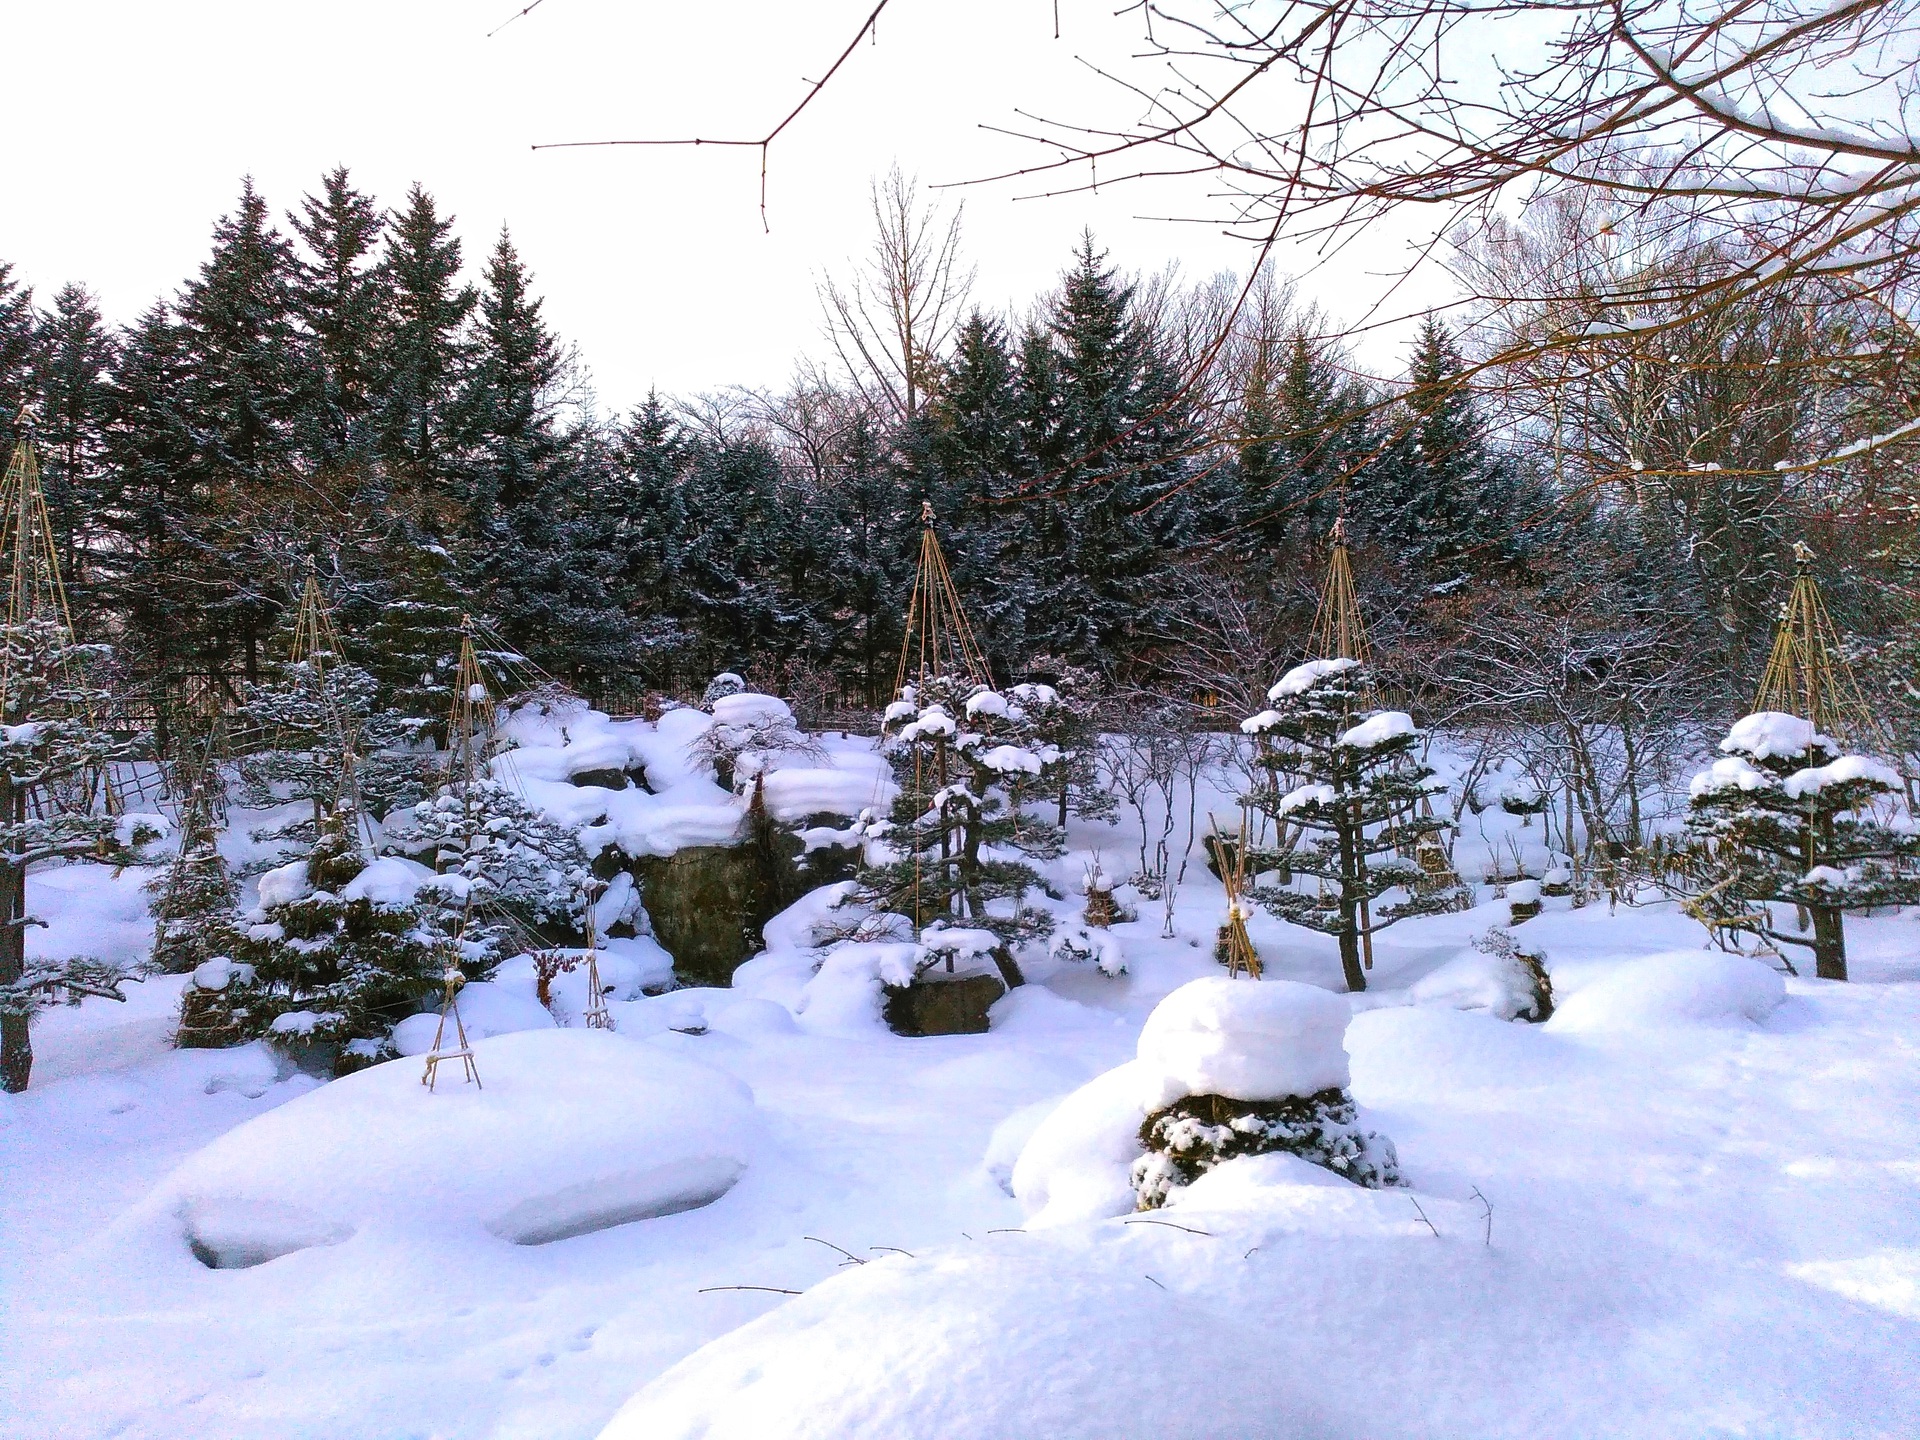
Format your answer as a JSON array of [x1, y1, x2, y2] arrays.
[[4, 3, 1919, 1437]]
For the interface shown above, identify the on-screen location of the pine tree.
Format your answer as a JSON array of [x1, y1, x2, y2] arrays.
[[859, 675, 1059, 945], [1242, 658, 1453, 992], [458, 230, 634, 681], [397, 777, 593, 941], [1687, 712, 1919, 980], [361, 536, 474, 727], [608, 393, 696, 674], [0, 617, 154, 1091], [814, 414, 916, 703], [376, 183, 474, 495], [290, 166, 387, 477], [31, 284, 117, 605]]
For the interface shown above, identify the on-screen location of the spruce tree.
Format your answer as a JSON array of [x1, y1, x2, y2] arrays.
[[1243, 658, 1453, 992], [147, 765, 240, 975], [376, 183, 474, 496], [0, 262, 34, 455], [290, 166, 387, 476], [31, 284, 117, 603], [1687, 712, 1919, 980]]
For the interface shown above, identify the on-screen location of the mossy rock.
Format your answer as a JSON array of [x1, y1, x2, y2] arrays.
[[635, 827, 814, 988], [882, 972, 1006, 1037]]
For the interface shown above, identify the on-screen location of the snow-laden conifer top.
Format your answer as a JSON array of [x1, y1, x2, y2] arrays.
[[1268, 656, 1359, 700], [1722, 711, 1830, 761], [1136, 977, 1352, 1110], [1336, 711, 1416, 749], [1783, 754, 1903, 797]]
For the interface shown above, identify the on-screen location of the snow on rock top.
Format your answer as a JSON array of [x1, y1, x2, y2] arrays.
[[1269, 656, 1359, 700], [1723, 711, 1829, 760], [115, 1030, 760, 1266], [1549, 951, 1784, 1034], [1337, 711, 1415, 749], [1136, 977, 1352, 1111]]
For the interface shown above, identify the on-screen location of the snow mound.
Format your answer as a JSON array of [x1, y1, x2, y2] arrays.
[[1409, 945, 1544, 1022], [708, 691, 794, 728], [1136, 977, 1351, 1110], [1269, 656, 1358, 699], [1337, 711, 1415, 749], [126, 1029, 758, 1267], [1550, 951, 1784, 1033], [1723, 711, 1826, 760], [1010, 1061, 1151, 1227], [388, 981, 556, 1056]]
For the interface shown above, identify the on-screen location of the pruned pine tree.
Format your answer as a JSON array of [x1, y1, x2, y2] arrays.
[[860, 675, 1059, 948], [214, 804, 446, 1073], [1242, 658, 1452, 993], [1687, 713, 1919, 981], [397, 778, 592, 944], [1013, 659, 1114, 829], [0, 619, 154, 1091]]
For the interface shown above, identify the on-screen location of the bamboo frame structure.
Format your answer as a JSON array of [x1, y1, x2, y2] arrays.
[[1209, 813, 1262, 979], [894, 501, 993, 696], [421, 954, 481, 1091], [1755, 543, 1884, 748]]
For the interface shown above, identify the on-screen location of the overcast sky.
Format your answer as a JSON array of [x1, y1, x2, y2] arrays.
[[5, 1, 1447, 412]]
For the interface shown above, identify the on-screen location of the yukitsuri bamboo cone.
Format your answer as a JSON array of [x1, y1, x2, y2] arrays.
[[1755, 543, 1886, 751], [889, 502, 993, 940]]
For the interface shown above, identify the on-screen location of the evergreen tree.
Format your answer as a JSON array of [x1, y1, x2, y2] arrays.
[[1243, 658, 1453, 992], [1687, 712, 1919, 980], [0, 262, 34, 455], [608, 392, 696, 674], [376, 183, 474, 495], [1018, 236, 1193, 668], [217, 804, 446, 1072], [361, 536, 475, 727], [173, 178, 306, 679], [458, 230, 634, 680], [146, 766, 240, 975], [290, 166, 387, 476], [0, 617, 155, 1091], [859, 675, 1059, 945], [1352, 319, 1526, 586], [814, 414, 915, 703], [396, 777, 593, 941], [31, 284, 117, 603], [916, 313, 1035, 674]]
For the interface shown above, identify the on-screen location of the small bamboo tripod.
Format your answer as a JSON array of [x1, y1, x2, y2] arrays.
[[421, 954, 481, 1091], [579, 883, 615, 1031], [1210, 813, 1262, 979]]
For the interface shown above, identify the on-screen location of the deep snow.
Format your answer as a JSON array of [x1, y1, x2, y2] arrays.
[[2, 730, 1917, 1439]]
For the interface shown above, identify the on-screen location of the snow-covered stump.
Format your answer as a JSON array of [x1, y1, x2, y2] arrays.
[[1128, 979, 1400, 1210]]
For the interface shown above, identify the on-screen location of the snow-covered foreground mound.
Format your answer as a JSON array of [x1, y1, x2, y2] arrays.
[[604, 974, 1918, 1440], [118, 1029, 759, 1266]]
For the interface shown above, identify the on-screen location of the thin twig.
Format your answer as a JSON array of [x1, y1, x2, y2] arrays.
[[804, 1235, 868, 1266], [869, 1245, 915, 1258], [486, 0, 548, 38], [1409, 1197, 1441, 1238], [1470, 1187, 1494, 1248], [1123, 1217, 1215, 1237], [698, 1285, 803, 1296], [985, 1227, 1027, 1235]]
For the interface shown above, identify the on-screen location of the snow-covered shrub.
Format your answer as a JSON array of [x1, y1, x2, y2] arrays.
[[1686, 711, 1919, 980], [1127, 977, 1400, 1209], [145, 789, 241, 975], [702, 672, 747, 706], [1049, 923, 1126, 976], [1132, 1090, 1402, 1209], [393, 778, 594, 938], [1410, 927, 1554, 1022], [200, 809, 449, 1073]]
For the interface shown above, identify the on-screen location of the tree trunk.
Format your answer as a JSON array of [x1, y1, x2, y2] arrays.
[[1336, 800, 1367, 993], [1810, 904, 1847, 981], [1336, 922, 1367, 994], [0, 779, 30, 1093]]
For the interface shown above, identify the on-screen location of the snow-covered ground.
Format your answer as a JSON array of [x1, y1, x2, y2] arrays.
[[3, 732, 1918, 1438]]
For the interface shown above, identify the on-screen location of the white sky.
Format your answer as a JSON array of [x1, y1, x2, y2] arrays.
[[4, 0, 1447, 413]]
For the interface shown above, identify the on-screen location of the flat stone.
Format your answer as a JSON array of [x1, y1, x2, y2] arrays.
[[883, 973, 1007, 1037]]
